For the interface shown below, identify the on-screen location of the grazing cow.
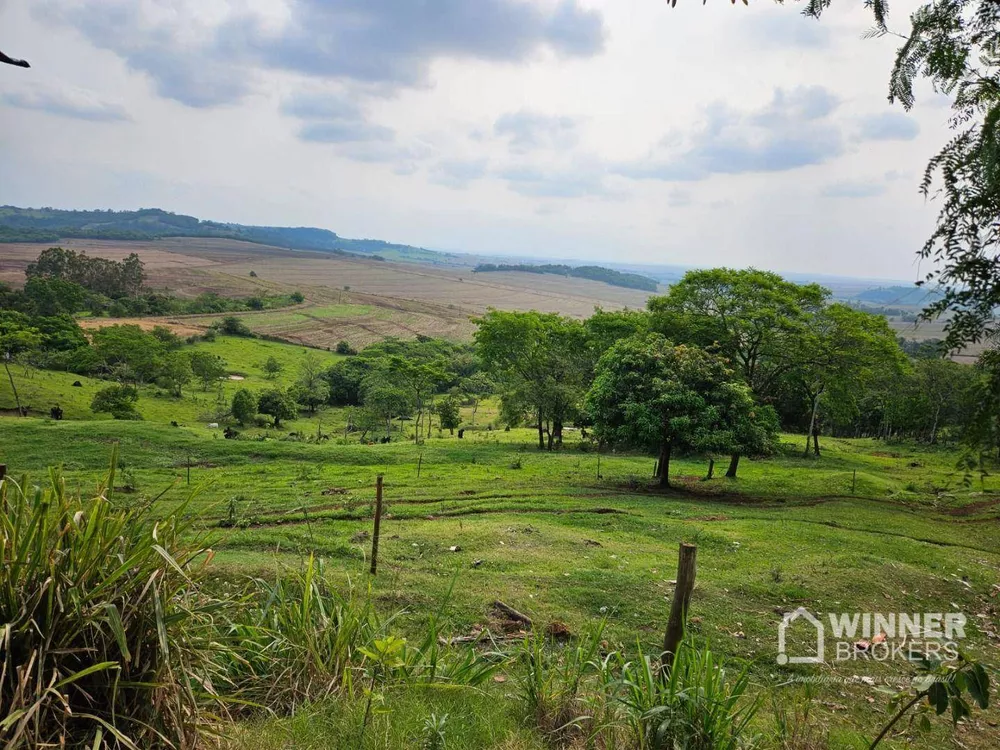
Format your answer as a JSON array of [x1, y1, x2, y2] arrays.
[[50, 406, 63, 420], [208, 422, 219, 429]]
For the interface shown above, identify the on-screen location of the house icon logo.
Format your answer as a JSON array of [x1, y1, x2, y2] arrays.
[[777, 607, 824, 665]]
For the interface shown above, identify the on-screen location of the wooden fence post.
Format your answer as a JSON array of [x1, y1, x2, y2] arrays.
[[662, 542, 698, 670], [369, 475, 384, 575]]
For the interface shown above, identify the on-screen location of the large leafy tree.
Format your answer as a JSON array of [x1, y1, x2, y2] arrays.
[[257, 388, 298, 428], [190, 351, 227, 391], [91, 325, 163, 383], [292, 352, 330, 414], [793, 304, 905, 456], [586, 334, 778, 487], [475, 310, 591, 450], [230, 388, 258, 426], [648, 268, 825, 475]]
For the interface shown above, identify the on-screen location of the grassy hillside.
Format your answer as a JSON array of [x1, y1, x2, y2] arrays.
[[2, 333, 998, 749], [0, 334, 341, 428], [0, 415, 997, 748]]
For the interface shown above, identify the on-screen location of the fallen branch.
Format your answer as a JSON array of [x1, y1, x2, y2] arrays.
[[493, 600, 533, 628]]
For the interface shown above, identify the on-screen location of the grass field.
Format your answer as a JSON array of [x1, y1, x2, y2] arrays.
[[0, 334, 342, 429], [1, 408, 998, 747]]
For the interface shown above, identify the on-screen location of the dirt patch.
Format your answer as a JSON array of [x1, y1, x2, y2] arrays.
[[78, 318, 206, 338]]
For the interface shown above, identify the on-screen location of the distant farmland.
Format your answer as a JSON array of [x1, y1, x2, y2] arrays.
[[2, 237, 654, 348]]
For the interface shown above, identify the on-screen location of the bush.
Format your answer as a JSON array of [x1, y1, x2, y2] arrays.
[[90, 383, 142, 420], [335, 340, 357, 356], [0, 458, 219, 748], [217, 316, 254, 337]]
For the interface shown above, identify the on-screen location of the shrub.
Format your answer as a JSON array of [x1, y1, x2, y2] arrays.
[[0, 457, 219, 748], [90, 383, 141, 420], [335, 340, 357, 356], [231, 388, 258, 425], [217, 316, 254, 337]]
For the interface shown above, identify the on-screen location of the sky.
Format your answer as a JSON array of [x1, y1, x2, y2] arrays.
[[0, 0, 953, 280]]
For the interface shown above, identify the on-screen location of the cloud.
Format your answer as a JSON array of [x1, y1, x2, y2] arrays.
[[743, 12, 831, 49], [36, 0, 607, 107], [857, 112, 920, 141], [298, 121, 395, 144], [497, 164, 616, 199], [494, 110, 579, 153], [1, 84, 130, 122], [615, 87, 844, 183], [430, 158, 489, 189], [667, 189, 692, 207], [283, 91, 397, 146], [821, 181, 886, 198], [751, 86, 839, 126]]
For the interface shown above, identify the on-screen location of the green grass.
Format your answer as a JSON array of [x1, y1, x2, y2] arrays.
[[0, 334, 341, 430], [2, 336, 998, 748]]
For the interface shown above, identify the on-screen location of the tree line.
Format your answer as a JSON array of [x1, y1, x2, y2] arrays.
[[473, 262, 659, 292], [2, 259, 995, 482]]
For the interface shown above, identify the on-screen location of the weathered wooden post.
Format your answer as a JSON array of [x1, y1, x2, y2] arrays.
[[851, 469, 857, 494], [662, 542, 698, 670], [653, 459, 659, 478], [369, 475, 384, 575]]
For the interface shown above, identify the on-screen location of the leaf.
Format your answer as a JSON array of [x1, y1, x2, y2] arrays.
[[950, 696, 970, 724], [912, 674, 936, 693], [918, 714, 932, 732], [928, 682, 949, 715], [967, 663, 990, 709]]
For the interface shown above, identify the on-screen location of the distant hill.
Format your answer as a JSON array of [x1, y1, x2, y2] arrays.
[[853, 285, 944, 306], [473, 262, 659, 292], [0, 206, 452, 264]]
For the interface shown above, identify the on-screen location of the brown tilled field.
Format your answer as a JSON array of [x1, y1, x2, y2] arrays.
[[1, 237, 656, 347]]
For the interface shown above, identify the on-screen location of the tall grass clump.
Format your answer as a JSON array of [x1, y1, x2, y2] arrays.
[[225, 559, 500, 715], [0, 455, 220, 749], [517, 629, 758, 750], [618, 640, 759, 750]]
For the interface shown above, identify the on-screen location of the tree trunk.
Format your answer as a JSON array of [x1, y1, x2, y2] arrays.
[[658, 442, 672, 488], [930, 403, 941, 444], [537, 412, 545, 450], [471, 401, 478, 426], [725, 453, 740, 478], [804, 393, 820, 458], [4, 360, 24, 417], [546, 421, 554, 451], [813, 428, 820, 457], [705, 459, 715, 481]]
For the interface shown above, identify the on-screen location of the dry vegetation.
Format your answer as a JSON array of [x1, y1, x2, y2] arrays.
[[1, 238, 654, 348]]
